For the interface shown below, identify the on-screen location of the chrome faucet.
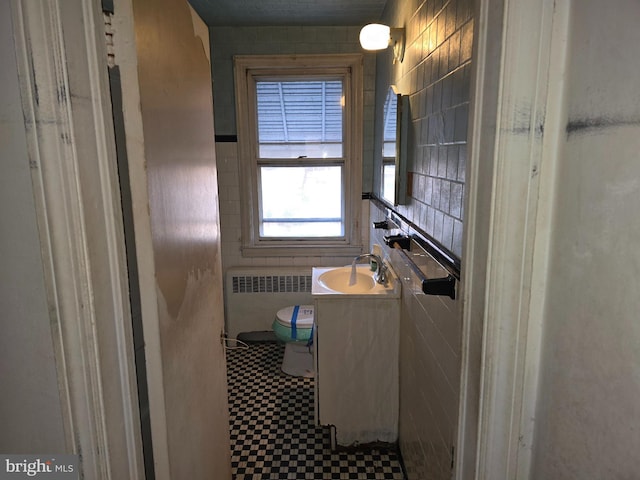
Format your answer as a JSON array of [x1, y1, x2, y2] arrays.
[[349, 253, 388, 285]]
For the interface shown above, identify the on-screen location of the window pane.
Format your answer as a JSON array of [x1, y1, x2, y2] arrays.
[[383, 91, 397, 139], [260, 165, 343, 237], [256, 80, 343, 158], [262, 221, 343, 237], [383, 142, 396, 157], [382, 164, 396, 203], [382, 89, 397, 157]]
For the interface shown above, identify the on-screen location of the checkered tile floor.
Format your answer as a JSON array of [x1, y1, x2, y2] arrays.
[[226, 342, 406, 479]]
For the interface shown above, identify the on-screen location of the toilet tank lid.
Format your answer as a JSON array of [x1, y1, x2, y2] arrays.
[[275, 305, 314, 327]]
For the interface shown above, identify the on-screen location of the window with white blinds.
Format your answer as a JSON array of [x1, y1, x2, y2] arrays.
[[234, 55, 363, 256], [256, 80, 343, 159]]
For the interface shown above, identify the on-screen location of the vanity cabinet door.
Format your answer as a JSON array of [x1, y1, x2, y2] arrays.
[[314, 297, 399, 447]]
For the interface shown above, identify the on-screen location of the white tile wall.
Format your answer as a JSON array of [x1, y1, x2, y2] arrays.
[[370, 203, 461, 480], [370, 201, 462, 480]]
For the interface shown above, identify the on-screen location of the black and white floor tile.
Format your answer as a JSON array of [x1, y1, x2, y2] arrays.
[[226, 342, 406, 480]]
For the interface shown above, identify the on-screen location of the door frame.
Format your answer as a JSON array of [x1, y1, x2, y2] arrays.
[[456, 0, 569, 478], [11, 0, 144, 477]]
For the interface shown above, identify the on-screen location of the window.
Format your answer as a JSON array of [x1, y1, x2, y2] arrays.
[[257, 80, 344, 237], [234, 55, 363, 255]]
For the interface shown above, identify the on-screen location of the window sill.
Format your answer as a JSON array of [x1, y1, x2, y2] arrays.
[[241, 244, 364, 258]]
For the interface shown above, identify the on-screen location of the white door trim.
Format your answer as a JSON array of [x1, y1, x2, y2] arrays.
[[11, 1, 144, 478], [457, 0, 569, 478]]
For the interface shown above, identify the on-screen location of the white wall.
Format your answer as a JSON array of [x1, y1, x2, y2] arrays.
[[532, 0, 640, 477], [0, 2, 67, 453]]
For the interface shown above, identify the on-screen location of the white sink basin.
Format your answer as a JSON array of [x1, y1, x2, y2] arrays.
[[312, 265, 400, 297], [318, 266, 377, 293]]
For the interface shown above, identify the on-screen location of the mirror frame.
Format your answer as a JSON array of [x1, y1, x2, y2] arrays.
[[381, 86, 409, 206], [394, 92, 409, 206]]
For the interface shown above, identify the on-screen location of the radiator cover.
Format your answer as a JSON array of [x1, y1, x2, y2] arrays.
[[224, 267, 313, 339]]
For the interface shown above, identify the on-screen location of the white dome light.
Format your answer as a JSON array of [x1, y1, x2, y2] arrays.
[[359, 24, 405, 63], [359, 23, 391, 51]]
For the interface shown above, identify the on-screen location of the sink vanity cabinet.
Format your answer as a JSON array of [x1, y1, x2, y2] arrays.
[[311, 265, 401, 448]]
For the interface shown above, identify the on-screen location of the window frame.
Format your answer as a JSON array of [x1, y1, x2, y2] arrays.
[[234, 54, 364, 256]]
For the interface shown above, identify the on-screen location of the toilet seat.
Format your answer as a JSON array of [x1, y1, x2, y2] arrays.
[[274, 305, 314, 329]]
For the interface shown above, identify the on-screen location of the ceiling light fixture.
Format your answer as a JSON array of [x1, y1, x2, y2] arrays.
[[359, 23, 405, 63]]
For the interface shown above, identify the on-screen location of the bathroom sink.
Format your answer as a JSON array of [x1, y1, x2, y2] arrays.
[[312, 265, 400, 297], [318, 267, 377, 294]]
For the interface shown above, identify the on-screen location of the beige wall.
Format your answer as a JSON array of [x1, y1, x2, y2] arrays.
[[531, 0, 640, 477], [0, 1, 67, 453]]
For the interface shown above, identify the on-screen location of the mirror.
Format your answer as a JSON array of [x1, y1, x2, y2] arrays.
[[381, 86, 408, 205], [381, 87, 398, 203]]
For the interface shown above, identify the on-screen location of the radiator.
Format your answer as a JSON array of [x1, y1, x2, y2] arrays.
[[224, 266, 314, 339]]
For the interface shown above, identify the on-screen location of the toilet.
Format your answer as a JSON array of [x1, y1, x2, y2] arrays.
[[272, 305, 315, 378]]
